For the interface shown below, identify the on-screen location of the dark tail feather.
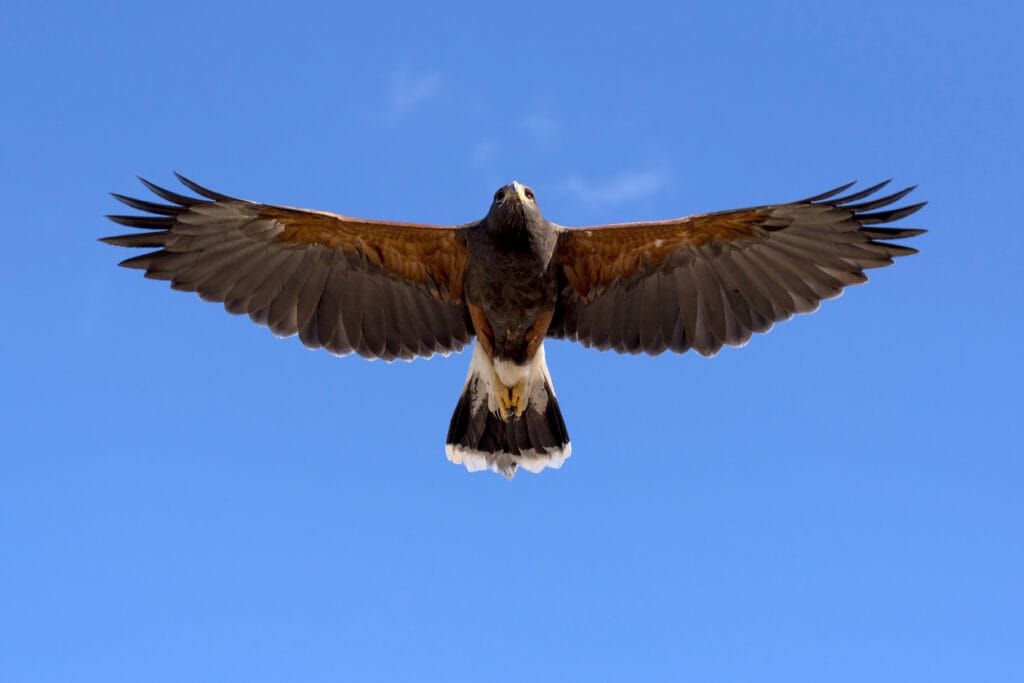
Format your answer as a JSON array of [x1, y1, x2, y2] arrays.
[[446, 372, 571, 479]]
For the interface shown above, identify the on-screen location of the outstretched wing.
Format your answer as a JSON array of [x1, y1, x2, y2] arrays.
[[549, 181, 925, 356], [103, 174, 474, 361]]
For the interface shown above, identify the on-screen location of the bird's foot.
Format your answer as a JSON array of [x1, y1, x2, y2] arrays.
[[493, 371, 527, 420]]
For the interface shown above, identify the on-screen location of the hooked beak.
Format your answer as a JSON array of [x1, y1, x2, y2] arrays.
[[510, 181, 526, 203], [495, 181, 528, 206]]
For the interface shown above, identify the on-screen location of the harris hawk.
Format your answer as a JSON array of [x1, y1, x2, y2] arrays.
[[103, 175, 925, 478]]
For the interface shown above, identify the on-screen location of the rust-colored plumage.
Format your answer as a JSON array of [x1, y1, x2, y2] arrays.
[[265, 207, 468, 302], [556, 209, 771, 297]]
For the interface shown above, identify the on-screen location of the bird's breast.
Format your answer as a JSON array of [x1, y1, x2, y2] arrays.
[[464, 224, 560, 363]]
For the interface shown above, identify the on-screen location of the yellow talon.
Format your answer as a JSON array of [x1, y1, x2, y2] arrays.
[[510, 381, 526, 417], [493, 370, 511, 418], [493, 371, 527, 420]]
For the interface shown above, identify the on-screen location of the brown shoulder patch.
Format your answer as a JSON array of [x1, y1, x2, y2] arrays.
[[264, 207, 469, 302], [557, 209, 769, 296]]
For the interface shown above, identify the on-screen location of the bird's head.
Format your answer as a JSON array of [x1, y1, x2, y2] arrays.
[[489, 181, 543, 224]]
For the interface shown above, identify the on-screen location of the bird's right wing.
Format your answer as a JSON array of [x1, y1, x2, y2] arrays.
[[103, 175, 474, 360], [548, 181, 925, 356]]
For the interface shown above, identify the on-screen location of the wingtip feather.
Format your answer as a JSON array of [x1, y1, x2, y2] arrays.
[[137, 176, 202, 206], [801, 181, 857, 203], [173, 172, 232, 201]]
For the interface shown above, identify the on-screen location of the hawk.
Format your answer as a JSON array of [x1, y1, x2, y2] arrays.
[[104, 175, 925, 478]]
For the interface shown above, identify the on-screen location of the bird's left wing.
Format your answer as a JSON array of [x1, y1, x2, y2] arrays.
[[103, 175, 473, 360], [548, 181, 925, 356]]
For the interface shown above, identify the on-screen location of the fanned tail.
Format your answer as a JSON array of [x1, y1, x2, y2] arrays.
[[445, 344, 571, 479]]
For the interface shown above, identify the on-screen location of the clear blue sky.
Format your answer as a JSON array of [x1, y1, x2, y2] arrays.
[[2, 1, 1021, 681]]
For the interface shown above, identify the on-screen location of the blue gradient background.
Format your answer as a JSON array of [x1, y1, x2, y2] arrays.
[[2, 1, 1021, 681]]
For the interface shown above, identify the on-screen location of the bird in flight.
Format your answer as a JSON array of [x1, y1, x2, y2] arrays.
[[104, 175, 925, 478]]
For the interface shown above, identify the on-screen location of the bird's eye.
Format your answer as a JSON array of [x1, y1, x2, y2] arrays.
[[524, 189, 535, 201], [494, 190, 504, 203]]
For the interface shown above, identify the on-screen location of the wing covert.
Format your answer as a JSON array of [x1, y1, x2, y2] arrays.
[[103, 174, 474, 360], [549, 181, 925, 357]]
